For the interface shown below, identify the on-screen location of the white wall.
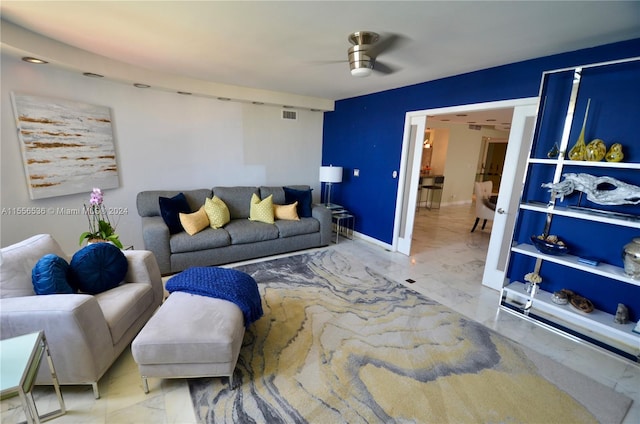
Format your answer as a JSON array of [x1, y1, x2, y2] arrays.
[[1, 53, 324, 254]]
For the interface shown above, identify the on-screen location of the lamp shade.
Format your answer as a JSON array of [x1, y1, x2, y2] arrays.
[[319, 166, 343, 183]]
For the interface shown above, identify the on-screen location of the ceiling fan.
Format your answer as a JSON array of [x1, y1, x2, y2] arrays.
[[348, 31, 402, 77]]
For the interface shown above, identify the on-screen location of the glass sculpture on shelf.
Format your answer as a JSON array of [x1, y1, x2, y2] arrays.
[[585, 139, 606, 161], [542, 173, 640, 205], [605, 143, 624, 162], [567, 99, 590, 161], [547, 142, 560, 158]]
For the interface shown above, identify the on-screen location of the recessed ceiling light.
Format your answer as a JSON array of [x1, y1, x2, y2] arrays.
[[217, 97, 231, 101], [134, 83, 150, 88], [455, 114, 467, 117], [83, 72, 104, 78], [22, 57, 48, 64], [177, 91, 192, 95]]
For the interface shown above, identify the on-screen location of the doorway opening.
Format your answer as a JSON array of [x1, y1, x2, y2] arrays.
[[393, 98, 539, 290]]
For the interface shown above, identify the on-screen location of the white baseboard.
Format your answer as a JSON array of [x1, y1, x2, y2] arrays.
[[351, 231, 394, 251]]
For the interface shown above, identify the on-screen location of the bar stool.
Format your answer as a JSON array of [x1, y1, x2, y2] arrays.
[[422, 176, 444, 209]]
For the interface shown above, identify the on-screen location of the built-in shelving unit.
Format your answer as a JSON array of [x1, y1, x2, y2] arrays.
[[500, 57, 640, 363]]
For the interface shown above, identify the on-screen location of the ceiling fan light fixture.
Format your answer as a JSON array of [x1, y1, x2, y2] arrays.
[[351, 67, 372, 77]]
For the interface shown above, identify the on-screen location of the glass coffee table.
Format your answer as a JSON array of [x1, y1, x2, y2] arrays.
[[0, 331, 66, 423]]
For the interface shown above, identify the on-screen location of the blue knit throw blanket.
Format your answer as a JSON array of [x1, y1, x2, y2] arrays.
[[166, 267, 263, 328]]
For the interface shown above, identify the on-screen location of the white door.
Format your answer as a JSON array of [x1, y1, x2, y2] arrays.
[[394, 98, 538, 258], [481, 104, 538, 290], [395, 115, 426, 255]]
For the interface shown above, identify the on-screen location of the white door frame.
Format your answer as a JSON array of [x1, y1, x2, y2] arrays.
[[393, 97, 539, 256]]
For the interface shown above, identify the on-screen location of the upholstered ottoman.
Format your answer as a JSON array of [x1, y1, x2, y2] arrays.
[[131, 266, 263, 393], [131, 291, 245, 392]]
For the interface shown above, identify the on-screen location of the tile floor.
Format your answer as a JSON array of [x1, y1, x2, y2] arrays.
[[2, 204, 638, 423]]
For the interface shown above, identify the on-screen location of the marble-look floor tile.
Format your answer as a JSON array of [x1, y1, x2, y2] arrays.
[[1, 204, 637, 423]]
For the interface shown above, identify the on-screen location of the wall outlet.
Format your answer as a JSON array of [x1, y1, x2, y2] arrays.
[[354, 169, 360, 177]]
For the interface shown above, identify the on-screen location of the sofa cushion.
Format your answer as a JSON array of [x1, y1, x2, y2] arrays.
[[170, 228, 231, 254], [284, 186, 313, 218], [259, 186, 286, 205], [275, 217, 320, 238], [224, 220, 279, 244], [249, 193, 274, 224], [213, 187, 258, 220], [1, 234, 67, 298], [204, 196, 230, 229], [32, 254, 75, 295], [274, 202, 300, 221], [179, 206, 209, 236], [137, 189, 212, 218], [69, 243, 128, 294], [159, 192, 192, 234], [95, 282, 154, 345]]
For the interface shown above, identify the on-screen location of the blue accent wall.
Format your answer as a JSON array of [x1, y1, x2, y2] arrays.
[[323, 38, 640, 245]]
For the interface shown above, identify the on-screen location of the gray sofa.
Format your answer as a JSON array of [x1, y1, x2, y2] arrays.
[[0, 234, 164, 398], [137, 186, 332, 275]]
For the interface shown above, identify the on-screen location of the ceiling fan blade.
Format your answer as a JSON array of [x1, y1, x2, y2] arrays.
[[307, 59, 347, 65], [368, 33, 407, 58], [373, 60, 398, 75]]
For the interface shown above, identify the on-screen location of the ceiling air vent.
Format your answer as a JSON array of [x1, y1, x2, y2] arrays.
[[282, 110, 298, 121]]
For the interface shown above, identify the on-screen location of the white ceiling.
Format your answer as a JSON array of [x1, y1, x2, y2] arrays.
[[2, 1, 640, 106]]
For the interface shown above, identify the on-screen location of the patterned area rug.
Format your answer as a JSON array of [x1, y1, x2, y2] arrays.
[[189, 250, 632, 423]]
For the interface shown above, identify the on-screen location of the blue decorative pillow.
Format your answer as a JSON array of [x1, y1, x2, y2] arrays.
[[159, 192, 191, 234], [283, 187, 313, 218], [69, 243, 128, 294], [32, 254, 76, 295]]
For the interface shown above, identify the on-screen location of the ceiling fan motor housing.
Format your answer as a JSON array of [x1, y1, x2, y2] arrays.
[[347, 31, 380, 77], [349, 44, 374, 76]]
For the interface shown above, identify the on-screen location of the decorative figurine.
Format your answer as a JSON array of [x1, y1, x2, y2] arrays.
[[542, 173, 640, 205], [613, 303, 629, 324], [547, 142, 560, 159], [623, 237, 640, 279], [568, 99, 590, 161], [585, 139, 606, 161], [605, 143, 624, 162]]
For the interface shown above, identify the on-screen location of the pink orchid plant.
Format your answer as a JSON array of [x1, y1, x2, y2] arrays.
[[79, 188, 123, 248]]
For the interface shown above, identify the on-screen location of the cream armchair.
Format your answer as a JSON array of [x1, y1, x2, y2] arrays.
[[0, 234, 163, 398], [471, 181, 496, 232]]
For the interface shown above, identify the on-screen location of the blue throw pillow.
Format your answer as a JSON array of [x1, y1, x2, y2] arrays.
[[159, 192, 191, 234], [69, 243, 128, 294], [32, 254, 76, 295], [283, 187, 313, 218]]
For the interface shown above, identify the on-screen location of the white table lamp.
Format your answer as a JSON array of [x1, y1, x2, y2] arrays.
[[319, 165, 343, 206]]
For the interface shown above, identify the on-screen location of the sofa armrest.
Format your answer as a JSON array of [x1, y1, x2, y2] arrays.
[[122, 249, 164, 306], [312, 204, 332, 246], [0, 294, 115, 385], [140, 216, 171, 275]]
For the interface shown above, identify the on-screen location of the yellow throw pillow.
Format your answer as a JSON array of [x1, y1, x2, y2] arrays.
[[274, 201, 300, 221], [249, 193, 274, 224], [204, 196, 230, 229], [179, 206, 209, 236]]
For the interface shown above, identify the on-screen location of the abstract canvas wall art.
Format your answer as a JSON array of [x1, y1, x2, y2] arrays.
[[11, 93, 119, 199]]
